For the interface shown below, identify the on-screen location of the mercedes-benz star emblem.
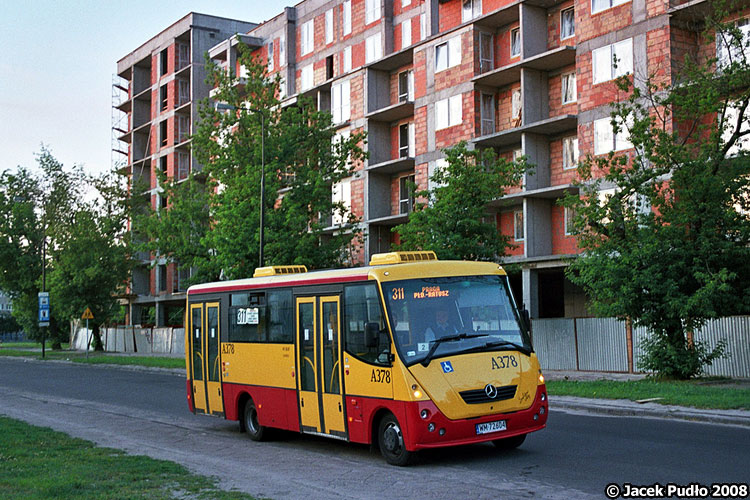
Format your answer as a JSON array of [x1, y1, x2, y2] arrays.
[[484, 384, 498, 399]]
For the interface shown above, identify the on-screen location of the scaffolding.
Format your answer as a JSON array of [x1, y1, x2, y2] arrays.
[[111, 74, 129, 173]]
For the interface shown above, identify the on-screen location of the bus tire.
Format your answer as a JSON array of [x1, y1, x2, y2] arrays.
[[377, 413, 414, 466], [243, 399, 267, 442], [492, 433, 526, 450]]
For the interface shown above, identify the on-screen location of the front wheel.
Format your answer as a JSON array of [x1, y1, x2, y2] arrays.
[[243, 400, 267, 442], [492, 433, 526, 450], [378, 414, 415, 466]]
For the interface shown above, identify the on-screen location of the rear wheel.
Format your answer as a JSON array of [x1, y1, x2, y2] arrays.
[[377, 414, 414, 466], [243, 400, 267, 442], [492, 433, 526, 450]]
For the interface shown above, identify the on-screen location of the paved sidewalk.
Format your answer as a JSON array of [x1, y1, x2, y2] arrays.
[[545, 369, 750, 428]]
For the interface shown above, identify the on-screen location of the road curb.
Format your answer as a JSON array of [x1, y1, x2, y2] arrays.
[[1, 355, 185, 377], [551, 395, 750, 428]]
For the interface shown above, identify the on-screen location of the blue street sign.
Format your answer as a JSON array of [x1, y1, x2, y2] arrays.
[[38, 292, 50, 327]]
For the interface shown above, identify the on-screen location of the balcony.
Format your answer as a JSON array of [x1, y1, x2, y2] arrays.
[[668, 0, 713, 30], [208, 33, 264, 62], [472, 114, 578, 149], [298, 78, 333, 103], [489, 183, 579, 207], [366, 45, 414, 73], [365, 101, 414, 122], [366, 157, 415, 175], [473, 46, 577, 87], [367, 213, 409, 226], [472, 1, 520, 30], [115, 98, 132, 114]]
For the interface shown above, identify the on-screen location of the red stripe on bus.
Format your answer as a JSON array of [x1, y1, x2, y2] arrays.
[[188, 274, 369, 296]]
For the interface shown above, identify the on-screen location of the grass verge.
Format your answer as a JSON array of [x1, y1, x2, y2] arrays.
[[0, 416, 256, 500], [547, 379, 750, 410], [0, 345, 183, 370]]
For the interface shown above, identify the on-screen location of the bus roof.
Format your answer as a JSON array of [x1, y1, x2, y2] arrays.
[[187, 260, 507, 296]]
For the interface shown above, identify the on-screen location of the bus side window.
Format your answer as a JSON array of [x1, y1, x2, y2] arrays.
[[229, 293, 266, 342], [344, 283, 389, 366], [267, 290, 293, 343]]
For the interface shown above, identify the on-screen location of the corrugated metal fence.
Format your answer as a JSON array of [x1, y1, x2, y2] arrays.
[[70, 326, 185, 355], [533, 316, 750, 378]]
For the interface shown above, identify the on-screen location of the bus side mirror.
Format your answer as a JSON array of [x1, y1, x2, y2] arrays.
[[365, 322, 379, 348], [520, 306, 530, 331]]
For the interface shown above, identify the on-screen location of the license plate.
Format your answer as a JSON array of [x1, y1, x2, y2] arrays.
[[476, 419, 507, 435]]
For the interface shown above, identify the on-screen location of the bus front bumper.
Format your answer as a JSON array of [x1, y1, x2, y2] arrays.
[[404, 385, 548, 451]]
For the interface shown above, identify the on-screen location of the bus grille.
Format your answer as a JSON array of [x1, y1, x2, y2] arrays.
[[459, 385, 517, 404]]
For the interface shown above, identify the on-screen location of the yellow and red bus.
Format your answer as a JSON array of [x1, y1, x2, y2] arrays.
[[185, 251, 547, 465]]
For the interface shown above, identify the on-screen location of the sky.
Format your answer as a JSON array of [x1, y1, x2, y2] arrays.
[[0, 1, 290, 177]]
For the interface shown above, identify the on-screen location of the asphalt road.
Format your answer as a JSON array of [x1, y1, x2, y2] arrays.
[[1, 357, 748, 499]]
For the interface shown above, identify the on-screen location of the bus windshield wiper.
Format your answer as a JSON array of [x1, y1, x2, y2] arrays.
[[420, 333, 488, 367], [479, 339, 531, 355]]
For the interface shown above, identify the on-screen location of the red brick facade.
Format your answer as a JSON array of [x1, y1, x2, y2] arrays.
[[119, 2, 745, 321]]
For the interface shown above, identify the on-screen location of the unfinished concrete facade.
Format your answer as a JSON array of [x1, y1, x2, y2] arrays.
[[114, 13, 257, 326], [116, 1, 748, 324]]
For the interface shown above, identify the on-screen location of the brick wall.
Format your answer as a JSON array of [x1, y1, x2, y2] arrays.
[[576, 1, 633, 44], [498, 211, 524, 256], [550, 204, 579, 255], [435, 92, 474, 149], [575, 51, 634, 114], [413, 48, 427, 98], [547, 0, 575, 49], [434, 30, 474, 92], [439, 0, 462, 32], [548, 63, 578, 117], [549, 136, 579, 186], [496, 82, 521, 131], [495, 22, 520, 68]]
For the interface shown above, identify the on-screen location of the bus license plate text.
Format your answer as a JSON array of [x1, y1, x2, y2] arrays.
[[476, 420, 506, 435]]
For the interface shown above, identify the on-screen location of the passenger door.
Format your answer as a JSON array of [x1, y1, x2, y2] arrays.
[[295, 295, 346, 437], [189, 301, 224, 415]]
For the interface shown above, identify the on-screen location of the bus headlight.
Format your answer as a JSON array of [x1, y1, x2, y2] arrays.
[[420, 409, 429, 419]]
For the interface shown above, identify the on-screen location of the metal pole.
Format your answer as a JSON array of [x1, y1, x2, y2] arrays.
[[259, 112, 265, 268], [86, 318, 90, 360], [42, 235, 46, 360]]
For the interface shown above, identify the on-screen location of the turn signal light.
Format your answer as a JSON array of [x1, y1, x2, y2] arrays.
[[413, 390, 423, 399], [538, 373, 545, 384]]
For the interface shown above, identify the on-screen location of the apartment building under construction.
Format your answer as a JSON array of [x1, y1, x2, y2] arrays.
[[113, 14, 257, 326], [114, 0, 748, 326]]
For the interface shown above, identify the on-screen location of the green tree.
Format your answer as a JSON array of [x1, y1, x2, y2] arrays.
[[563, 7, 750, 378], [0, 313, 21, 336], [48, 171, 132, 350], [141, 46, 366, 281], [393, 142, 525, 261], [135, 170, 216, 285], [0, 149, 132, 350]]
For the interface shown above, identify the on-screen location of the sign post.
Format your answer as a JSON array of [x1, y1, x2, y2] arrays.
[[38, 292, 50, 327], [38, 292, 51, 360], [82, 307, 94, 359]]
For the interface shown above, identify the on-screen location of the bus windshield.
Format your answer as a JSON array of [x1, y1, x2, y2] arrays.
[[382, 275, 531, 366]]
